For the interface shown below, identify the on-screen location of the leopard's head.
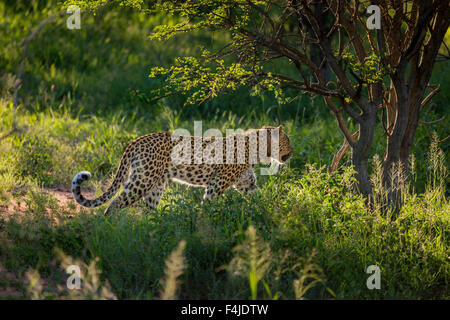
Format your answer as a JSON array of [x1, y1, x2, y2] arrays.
[[262, 125, 294, 164]]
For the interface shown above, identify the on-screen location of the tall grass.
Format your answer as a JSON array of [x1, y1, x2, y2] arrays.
[[160, 240, 186, 300], [0, 131, 447, 298], [227, 226, 272, 300]]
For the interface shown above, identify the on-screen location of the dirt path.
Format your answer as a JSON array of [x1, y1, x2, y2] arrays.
[[0, 187, 96, 299], [0, 186, 96, 217], [0, 263, 24, 299]]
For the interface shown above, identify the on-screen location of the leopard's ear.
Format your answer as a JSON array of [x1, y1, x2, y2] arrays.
[[262, 125, 278, 130], [277, 125, 284, 132]]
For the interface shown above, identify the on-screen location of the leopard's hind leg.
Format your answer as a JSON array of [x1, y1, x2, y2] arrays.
[[104, 181, 141, 215], [144, 182, 166, 212], [104, 170, 163, 215]]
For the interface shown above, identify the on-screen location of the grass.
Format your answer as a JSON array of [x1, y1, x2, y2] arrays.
[[0, 1, 448, 300], [0, 135, 448, 299], [0, 104, 448, 299]]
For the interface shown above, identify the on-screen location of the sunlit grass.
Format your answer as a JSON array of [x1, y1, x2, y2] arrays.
[[0, 133, 448, 298]]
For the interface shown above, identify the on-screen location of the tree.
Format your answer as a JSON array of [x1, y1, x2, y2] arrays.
[[69, 0, 450, 204]]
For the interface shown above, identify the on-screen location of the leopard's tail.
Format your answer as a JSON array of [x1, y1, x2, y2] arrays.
[[72, 152, 132, 208]]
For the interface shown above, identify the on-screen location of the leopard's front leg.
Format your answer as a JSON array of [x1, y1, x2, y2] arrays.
[[203, 165, 249, 200], [233, 167, 258, 195]]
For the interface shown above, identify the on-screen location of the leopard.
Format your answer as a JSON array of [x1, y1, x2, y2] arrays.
[[72, 125, 293, 215]]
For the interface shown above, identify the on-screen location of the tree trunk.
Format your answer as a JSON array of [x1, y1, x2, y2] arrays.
[[352, 108, 377, 197], [381, 105, 419, 210], [382, 47, 438, 208], [310, 0, 332, 82]]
